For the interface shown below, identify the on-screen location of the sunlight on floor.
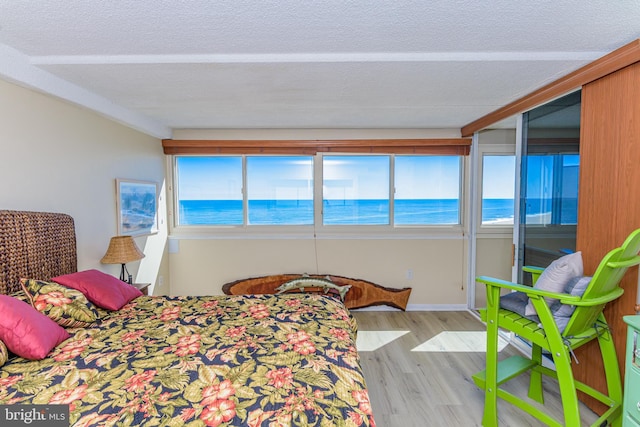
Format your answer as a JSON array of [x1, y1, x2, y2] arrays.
[[356, 330, 410, 352], [411, 331, 509, 352]]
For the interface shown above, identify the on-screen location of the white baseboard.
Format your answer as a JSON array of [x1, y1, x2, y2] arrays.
[[352, 303, 468, 312]]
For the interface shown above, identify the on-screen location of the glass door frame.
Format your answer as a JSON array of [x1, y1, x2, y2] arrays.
[[513, 113, 524, 283]]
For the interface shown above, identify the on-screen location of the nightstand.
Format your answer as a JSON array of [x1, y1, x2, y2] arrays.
[[131, 282, 151, 295], [623, 315, 640, 426]]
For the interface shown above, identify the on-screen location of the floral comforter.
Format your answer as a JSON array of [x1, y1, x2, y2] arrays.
[[0, 294, 375, 427]]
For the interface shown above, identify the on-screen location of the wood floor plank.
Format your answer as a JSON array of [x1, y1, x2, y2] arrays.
[[352, 310, 600, 426]]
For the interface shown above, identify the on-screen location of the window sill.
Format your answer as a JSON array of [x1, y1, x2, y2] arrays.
[[169, 224, 466, 240]]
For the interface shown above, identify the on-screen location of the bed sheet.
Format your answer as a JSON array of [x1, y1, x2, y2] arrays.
[[0, 294, 375, 427]]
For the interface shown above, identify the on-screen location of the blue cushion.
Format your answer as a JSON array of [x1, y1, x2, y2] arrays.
[[499, 292, 539, 322]]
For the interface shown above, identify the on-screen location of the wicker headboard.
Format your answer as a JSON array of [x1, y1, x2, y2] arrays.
[[0, 210, 77, 295]]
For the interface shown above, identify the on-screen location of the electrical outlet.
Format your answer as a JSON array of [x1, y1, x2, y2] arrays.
[[406, 269, 413, 279]]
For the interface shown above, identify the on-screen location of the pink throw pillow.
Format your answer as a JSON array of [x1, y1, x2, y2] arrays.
[[52, 269, 142, 311], [0, 295, 70, 360]]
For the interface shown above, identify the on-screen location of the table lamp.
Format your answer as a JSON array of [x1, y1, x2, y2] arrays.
[[100, 235, 145, 283]]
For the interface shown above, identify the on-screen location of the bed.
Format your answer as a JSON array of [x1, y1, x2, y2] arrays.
[[0, 210, 375, 427]]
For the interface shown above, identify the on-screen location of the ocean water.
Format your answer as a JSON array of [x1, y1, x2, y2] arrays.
[[527, 198, 577, 224], [177, 198, 572, 226]]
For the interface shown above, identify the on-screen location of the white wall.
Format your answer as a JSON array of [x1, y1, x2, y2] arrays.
[[0, 79, 169, 294]]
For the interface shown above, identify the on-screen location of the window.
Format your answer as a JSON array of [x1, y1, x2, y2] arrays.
[[174, 154, 463, 228], [176, 156, 313, 226], [322, 156, 390, 225], [395, 156, 461, 225], [481, 155, 516, 225], [177, 156, 243, 225], [246, 156, 314, 225]]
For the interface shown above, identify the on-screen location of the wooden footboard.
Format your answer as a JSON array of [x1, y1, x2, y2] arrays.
[[222, 274, 412, 310]]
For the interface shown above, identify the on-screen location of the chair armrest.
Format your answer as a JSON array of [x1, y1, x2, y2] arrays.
[[522, 266, 545, 275], [607, 255, 640, 269], [522, 266, 545, 285], [476, 276, 555, 298], [476, 275, 624, 307], [564, 287, 624, 306], [476, 276, 582, 303]]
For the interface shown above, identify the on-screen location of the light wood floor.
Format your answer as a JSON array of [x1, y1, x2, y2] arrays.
[[352, 310, 600, 427]]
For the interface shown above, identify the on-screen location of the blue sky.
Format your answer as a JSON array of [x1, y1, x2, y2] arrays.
[[178, 155, 510, 200], [483, 155, 516, 199], [177, 157, 243, 200]]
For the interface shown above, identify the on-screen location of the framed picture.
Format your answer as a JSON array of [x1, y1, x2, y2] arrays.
[[116, 179, 158, 236]]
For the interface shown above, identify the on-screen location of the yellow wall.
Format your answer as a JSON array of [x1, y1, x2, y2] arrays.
[[0, 79, 169, 294], [474, 237, 513, 307], [168, 237, 468, 307]]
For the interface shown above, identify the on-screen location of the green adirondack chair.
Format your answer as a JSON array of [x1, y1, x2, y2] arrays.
[[473, 228, 640, 427]]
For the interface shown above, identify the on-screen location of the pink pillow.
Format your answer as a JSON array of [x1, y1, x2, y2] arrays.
[[0, 295, 70, 360], [52, 269, 142, 311]]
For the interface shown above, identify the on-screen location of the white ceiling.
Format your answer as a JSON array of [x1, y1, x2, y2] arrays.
[[0, 1, 638, 138]]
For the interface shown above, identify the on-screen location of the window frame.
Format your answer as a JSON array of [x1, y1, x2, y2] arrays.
[[477, 145, 517, 234], [168, 153, 466, 238]]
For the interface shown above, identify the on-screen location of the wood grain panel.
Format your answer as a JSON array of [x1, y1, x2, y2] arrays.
[[575, 61, 640, 412], [162, 138, 471, 155], [222, 274, 412, 310]]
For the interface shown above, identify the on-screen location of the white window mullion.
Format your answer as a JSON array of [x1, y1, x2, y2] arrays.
[[314, 154, 323, 228], [242, 155, 248, 226], [389, 155, 395, 226], [467, 133, 479, 309]]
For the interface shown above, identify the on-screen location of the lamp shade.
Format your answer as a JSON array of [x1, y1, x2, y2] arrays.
[[100, 236, 145, 264]]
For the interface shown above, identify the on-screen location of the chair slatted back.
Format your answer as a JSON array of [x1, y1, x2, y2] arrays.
[[563, 229, 640, 336]]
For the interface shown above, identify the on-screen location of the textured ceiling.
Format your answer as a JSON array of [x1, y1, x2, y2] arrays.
[[0, 1, 638, 138]]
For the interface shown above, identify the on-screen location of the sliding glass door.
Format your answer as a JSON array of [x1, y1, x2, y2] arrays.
[[517, 90, 581, 283]]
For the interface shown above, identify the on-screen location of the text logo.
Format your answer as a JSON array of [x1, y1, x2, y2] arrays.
[[0, 405, 69, 426]]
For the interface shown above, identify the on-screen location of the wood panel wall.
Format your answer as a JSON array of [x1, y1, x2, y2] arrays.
[[575, 61, 640, 410]]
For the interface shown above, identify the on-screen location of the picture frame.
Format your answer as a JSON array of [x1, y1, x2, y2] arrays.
[[116, 179, 158, 236]]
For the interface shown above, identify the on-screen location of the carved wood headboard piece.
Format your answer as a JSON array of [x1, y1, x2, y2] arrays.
[[0, 210, 77, 295]]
